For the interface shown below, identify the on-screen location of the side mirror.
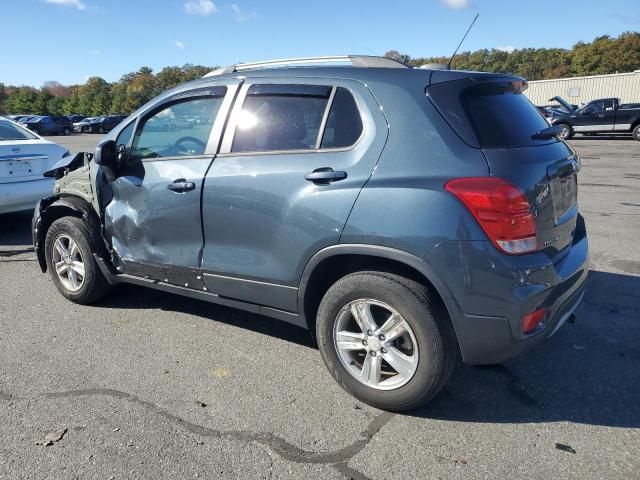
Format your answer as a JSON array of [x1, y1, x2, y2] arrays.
[[94, 139, 117, 168]]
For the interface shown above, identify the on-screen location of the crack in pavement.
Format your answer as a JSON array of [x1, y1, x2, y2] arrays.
[[37, 388, 394, 479]]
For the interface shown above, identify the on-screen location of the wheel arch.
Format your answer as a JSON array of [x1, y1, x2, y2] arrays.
[[34, 195, 107, 272], [298, 245, 461, 341]]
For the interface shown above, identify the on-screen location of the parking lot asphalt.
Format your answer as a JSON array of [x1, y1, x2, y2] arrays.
[[1, 134, 639, 479]]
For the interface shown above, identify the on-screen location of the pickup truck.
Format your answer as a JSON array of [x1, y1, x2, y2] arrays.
[[551, 97, 640, 140]]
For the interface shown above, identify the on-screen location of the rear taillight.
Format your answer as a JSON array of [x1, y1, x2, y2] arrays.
[[523, 308, 547, 334], [445, 177, 537, 255]]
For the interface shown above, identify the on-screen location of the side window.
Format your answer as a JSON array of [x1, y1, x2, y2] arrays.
[[130, 93, 226, 161], [232, 85, 331, 153], [320, 88, 363, 149], [116, 121, 135, 148], [586, 101, 603, 113], [603, 100, 615, 111]]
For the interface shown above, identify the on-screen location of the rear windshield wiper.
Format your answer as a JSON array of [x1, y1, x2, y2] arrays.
[[532, 125, 563, 140]]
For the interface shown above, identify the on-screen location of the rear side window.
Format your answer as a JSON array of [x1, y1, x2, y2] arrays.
[[320, 88, 363, 148], [428, 78, 553, 149], [231, 85, 363, 153], [232, 85, 331, 153]]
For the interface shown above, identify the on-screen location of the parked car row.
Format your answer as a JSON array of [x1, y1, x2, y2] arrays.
[[74, 115, 128, 134], [4, 114, 127, 135]]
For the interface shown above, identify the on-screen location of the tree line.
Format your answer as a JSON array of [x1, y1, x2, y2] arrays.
[[385, 32, 639, 81], [1, 32, 638, 117], [0, 64, 214, 117]]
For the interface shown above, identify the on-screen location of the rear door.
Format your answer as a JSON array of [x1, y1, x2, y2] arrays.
[[428, 77, 580, 261], [102, 83, 238, 275], [199, 79, 387, 311]]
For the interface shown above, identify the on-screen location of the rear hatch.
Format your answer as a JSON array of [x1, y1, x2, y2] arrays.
[[427, 76, 579, 260]]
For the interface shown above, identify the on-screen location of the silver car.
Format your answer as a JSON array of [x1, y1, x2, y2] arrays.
[[0, 117, 68, 214]]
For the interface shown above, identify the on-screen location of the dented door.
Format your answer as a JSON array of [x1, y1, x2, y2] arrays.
[[103, 84, 238, 274]]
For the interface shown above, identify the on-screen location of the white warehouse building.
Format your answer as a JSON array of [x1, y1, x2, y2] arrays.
[[523, 70, 640, 106]]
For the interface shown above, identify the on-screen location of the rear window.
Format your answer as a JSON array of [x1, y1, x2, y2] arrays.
[[427, 78, 553, 149], [0, 119, 37, 140]]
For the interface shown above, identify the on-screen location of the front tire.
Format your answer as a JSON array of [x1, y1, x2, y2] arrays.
[[316, 272, 456, 411], [557, 123, 573, 140], [633, 124, 640, 141], [45, 216, 111, 304]]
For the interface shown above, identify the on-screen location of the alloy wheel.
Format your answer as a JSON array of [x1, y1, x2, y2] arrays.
[[333, 299, 419, 390], [51, 234, 85, 292]]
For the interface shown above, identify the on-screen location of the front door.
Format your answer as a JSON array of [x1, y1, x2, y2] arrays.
[[103, 84, 237, 277], [573, 100, 614, 133], [200, 80, 387, 312]]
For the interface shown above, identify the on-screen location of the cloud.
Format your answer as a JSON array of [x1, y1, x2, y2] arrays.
[[230, 3, 256, 22], [184, 0, 217, 15], [496, 45, 516, 53], [441, 0, 471, 9], [90, 49, 101, 55], [175, 40, 186, 49], [45, 0, 86, 10]]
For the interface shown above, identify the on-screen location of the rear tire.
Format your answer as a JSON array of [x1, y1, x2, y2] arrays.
[[633, 124, 640, 141], [98, 126, 105, 134], [557, 123, 573, 140], [63, 127, 71, 136], [44, 216, 111, 304], [316, 272, 456, 411]]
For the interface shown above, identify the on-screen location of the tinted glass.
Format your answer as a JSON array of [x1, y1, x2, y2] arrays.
[[428, 78, 553, 149], [0, 119, 37, 140], [116, 121, 135, 148], [584, 101, 604, 113], [130, 95, 225, 161], [320, 88, 363, 148], [232, 85, 331, 153]]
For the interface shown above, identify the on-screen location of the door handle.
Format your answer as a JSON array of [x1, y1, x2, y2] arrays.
[[597, 114, 605, 118], [304, 168, 347, 185], [168, 178, 196, 193]]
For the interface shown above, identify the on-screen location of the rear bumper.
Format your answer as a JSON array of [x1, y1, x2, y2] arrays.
[[426, 214, 589, 365], [0, 178, 54, 214]]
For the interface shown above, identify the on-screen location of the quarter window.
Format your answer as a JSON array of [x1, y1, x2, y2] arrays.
[[232, 85, 332, 153], [130, 93, 226, 161], [116, 121, 135, 148], [320, 88, 363, 149]]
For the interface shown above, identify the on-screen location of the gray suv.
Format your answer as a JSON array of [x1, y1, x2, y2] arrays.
[[33, 56, 588, 411]]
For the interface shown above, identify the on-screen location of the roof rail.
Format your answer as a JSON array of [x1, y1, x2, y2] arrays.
[[203, 55, 410, 77]]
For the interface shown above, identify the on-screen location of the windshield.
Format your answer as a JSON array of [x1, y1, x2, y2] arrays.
[[0, 119, 38, 140]]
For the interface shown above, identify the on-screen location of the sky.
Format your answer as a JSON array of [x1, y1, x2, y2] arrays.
[[1, 0, 638, 87]]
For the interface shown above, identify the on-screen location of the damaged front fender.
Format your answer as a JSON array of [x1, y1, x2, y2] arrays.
[[32, 153, 112, 273], [32, 195, 107, 272]]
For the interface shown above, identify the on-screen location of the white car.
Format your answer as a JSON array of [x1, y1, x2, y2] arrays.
[[0, 116, 68, 214]]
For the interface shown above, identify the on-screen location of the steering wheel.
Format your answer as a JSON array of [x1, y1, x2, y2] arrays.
[[174, 136, 206, 155]]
